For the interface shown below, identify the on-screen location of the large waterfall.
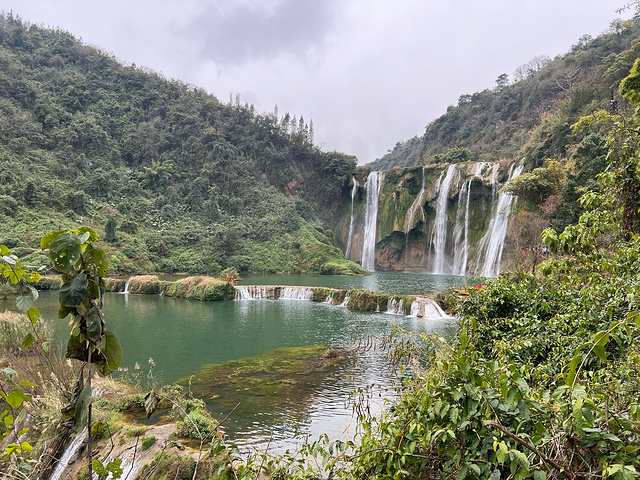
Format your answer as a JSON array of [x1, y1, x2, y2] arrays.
[[432, 165, 458, 274], [361, 171, 382, 271], [341, 161, 525, 277], [452, 180, 471, 275], [477, 163, 524, 277], [344, 177, 357, 259]]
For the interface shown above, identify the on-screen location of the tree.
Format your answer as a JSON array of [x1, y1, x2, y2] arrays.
[[494, 73, 510, 92], [105, 217, 118, 243], [41, 227, 123, 479]]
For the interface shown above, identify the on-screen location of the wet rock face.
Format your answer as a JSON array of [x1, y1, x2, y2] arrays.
[[337, 162, 519, 275]]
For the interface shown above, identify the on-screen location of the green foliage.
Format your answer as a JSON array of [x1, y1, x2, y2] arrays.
[[431, 146, 474, 165], [174, 408, 218, 439], [104, 217, 117, 244], [42, 227, 122, 375], [0, 14, 357, 276], [0, 243, 43, 475], [140, 434, 156, 451], [505, 159, 567, 206]]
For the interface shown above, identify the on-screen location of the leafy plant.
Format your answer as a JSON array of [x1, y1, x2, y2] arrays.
[[41, 227, 123, 479]]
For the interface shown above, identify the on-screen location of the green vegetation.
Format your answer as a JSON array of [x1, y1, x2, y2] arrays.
[[6, 9, 640, 480], [0, 13, 360, 276], [432, 146, 474, 164], [228, 59, 640, 480]]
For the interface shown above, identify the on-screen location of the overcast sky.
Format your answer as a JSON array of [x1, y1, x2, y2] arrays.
[[0, 1, 630, 163]]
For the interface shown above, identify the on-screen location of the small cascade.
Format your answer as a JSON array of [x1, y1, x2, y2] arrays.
[[452, 180, 471, 275], [410, 300, 421, 317], [344, 177, 358, 259], [386, 298, 405, 315], [361, 171, 382, 271], [235, 286, 313, 300], [432, 165, 458, 274], [404, 167, 426, 269], [408, 297, 451, 319], [280, 287, 314, 300], [123, 282, 129, 294], [340, 295, 350, 307], [421, 299, 450, 319], [477, 163, 524, 277], [49, 431, 88, 480], [323, 292, 334, 304], [235, 286, 269, 300]]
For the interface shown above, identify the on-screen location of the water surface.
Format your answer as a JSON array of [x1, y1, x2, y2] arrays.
[[239, 271, 473, 295], [1, 272, 464, 449]]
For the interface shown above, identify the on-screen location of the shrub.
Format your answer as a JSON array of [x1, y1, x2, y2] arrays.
[[128, 275, 163, 294], [141, 435, 156, 451], [174, 409, 218, 439]]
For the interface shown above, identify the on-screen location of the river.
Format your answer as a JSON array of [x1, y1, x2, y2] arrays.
[[1, 272, 469, 450]]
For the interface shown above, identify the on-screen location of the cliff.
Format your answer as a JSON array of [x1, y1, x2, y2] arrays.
[[337, 161, 520, 276]]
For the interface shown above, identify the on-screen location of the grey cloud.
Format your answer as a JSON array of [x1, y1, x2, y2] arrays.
[[182, 0, 339, 65]]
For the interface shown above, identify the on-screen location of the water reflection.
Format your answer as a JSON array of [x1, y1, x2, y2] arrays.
[[240, 271, 474, 296]]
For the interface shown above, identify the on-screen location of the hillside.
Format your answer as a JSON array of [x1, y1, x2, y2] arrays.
[[0, 13, 365, 276], [371, 19, 640, 173]]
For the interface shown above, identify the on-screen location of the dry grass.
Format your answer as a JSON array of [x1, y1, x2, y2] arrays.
[[0, 309, 79, 473]]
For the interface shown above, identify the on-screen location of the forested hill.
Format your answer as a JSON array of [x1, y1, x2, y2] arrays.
[[371, 19, 640, 170], [0, 14, 365, 276]]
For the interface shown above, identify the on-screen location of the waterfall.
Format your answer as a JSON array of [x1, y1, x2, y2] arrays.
[[477, 163, 524, 277], [432, 165, 457, 274], [404, 168, 426, 269], [340, 295, 350, 307], [123, 282, 129, 294], [235, 286, 313, 300], [344, 177, 357, 259], [386, 298, 405, 315], [280, 287, 314, 300], [361, 171, 382, 271], [408, 297, 451, 319], [49, 431, 88, 480], [421, 299, 450, 319], [235, 286, 269, 299], [490, 163, 500, 195], [452, 180, 471, 275]]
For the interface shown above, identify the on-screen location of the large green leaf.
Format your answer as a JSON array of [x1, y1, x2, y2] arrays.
[[85, 307, 104, 343], [84, 244, 109, 277], [74, 382, 92, 431], [6, 388, 32, 409], [66, 333, 88, 362], [15, 295, 32, 313], [76, 226, 99, 242], [40, 230, 63, 250], [49, 233, 82, 272], [95, 331, 122, 375], [59, 273, 89, 307], [58, 304, 73, 319]]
